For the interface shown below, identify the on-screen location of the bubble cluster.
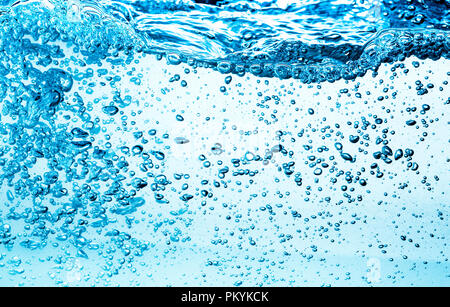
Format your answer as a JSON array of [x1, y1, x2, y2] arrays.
[[0, 0, 448, 287]]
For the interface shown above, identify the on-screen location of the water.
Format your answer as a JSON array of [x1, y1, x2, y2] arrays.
[[0, 0, 448, 286]]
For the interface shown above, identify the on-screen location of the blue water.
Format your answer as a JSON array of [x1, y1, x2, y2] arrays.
[[0, 0, 448, 286]]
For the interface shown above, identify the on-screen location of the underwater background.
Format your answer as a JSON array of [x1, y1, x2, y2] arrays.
[[0, 0, 448, 286]]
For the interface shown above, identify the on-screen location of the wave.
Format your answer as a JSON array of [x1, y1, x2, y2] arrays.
[[0, 0, 448, 82]]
